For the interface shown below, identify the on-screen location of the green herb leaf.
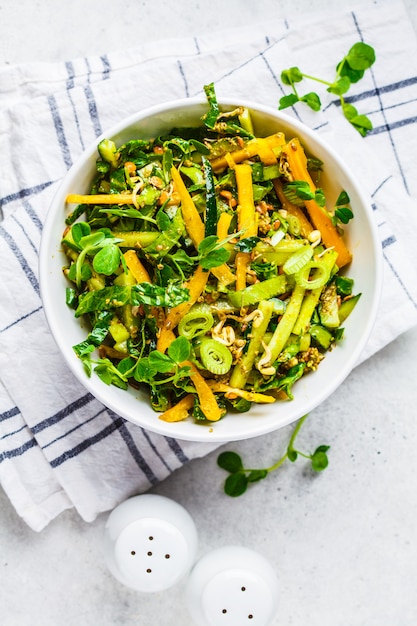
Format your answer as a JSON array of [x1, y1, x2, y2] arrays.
[[281, 67, 303, 85], [327, 76, 351, 96], [149, 350, 175, 374], [167, 335, 191, 364], [79, 231, 106, 249], [224, 472, 248, 497], [217, 451, 243, 473], [131, 283, 190, 308], [287, 448, 298, 462], [336, 190, 351, 206], [92, 243, 121, 275], [314, 188, 326, 207], [234, 236, 261, 253], [334, 207, 354, 224], [134, 357, 158, 383], [300, 92, 322, 111], [217, 413, 330, 497], [337, 61, 365, 84], [346, 42, 376, 71], [311, 445, 330, 471], [72, 222, 91, 247], [349, 114, 373, 136], [278, 41, 376, 136], [278, 93, 299, 110]]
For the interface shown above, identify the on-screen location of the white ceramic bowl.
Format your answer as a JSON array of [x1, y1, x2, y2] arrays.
[[39, 98, 382, 442]]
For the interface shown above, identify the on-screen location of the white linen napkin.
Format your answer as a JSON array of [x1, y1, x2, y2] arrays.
[[1, 0, 416, 531]]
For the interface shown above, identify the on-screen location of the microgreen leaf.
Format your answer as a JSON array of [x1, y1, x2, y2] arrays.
[[337, 61, 364, 84], [149, 350, 175, 374], [134, 357, 158, 382], [71, 222, 91, 247], [79, 231, 106, 249], [92, 243, 121, 275], [346, 42, 376, 71], [156, 209, 171, 231], [327, 76, 351, 96], [336, 190, 351, 206], [314, 188, 326, 207], [281, 67, 304, 84], [167, 335, 191, 364], [334, 207, 354, 224], [349, 114, 373, 137], [217, 451, 243, 473], [300, 92, 322, 111], [287, 448, 298, 462], [277, 41, 376, 136], [311, 445, 330, 471], [217, 414, 330, 497], [198, 235, 231, 270], [224, 472, 248, 497], [278, 93, 299, 110]]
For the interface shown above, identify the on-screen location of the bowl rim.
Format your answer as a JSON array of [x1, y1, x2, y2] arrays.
[[39, 96, 383, 442]]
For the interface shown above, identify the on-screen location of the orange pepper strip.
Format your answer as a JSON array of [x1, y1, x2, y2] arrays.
[[66, 193, 134, 204], [156, 265, 210, 353], [212, 212, 236, 286], [272, 178, 314, 239], [184, 361, 222, 421], [283, 138, 352, 267], [156, 327, 177, 354], [211, 133, 285, 174], [235, 252, 250, 291], [123, 249, 151, 283], [159, 394, 194, 422], [170, 166, 204, 249]]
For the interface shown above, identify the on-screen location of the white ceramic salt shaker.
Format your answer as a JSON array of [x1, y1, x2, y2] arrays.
[[104, 493, 198, 593], [185, 545, 279, 626]]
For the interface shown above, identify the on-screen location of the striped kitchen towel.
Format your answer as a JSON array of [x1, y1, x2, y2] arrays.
[[1, 0, 416, 531]]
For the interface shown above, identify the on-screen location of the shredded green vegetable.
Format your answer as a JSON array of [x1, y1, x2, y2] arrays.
[[61, 82, 361, 424]]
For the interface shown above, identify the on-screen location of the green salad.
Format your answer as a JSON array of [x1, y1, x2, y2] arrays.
[[62, 83, 360, 424]]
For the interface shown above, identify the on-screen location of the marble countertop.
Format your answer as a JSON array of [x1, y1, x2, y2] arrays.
[[1, 1, 417, 625]]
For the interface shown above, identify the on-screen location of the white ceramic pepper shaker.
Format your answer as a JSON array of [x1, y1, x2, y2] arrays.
[[185, 545, 279, 626], [103, 494, 198, 593]]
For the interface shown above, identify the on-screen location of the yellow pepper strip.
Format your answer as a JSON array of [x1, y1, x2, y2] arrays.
[[217, 212, 233, 240], [211, 133, 285, 173], [206, 381, 276, 404], [272, 178, 314, 239], [184, 362, 223, 421], [232, 163, 257, 292], [212, 263, 236, 287], [235, 163, 258, 238], [283, 138, 352, 267], [159, 394, 194, 422], [255, 137, 278, 165], [165, 265, 209, 330], [66, 193, 134, 204], [212, 214, 236, 285], [123, 249, 151, 283], [156, 327, 177, 353], [171, 166, 204, 248], [235, 252, 250, 291]]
